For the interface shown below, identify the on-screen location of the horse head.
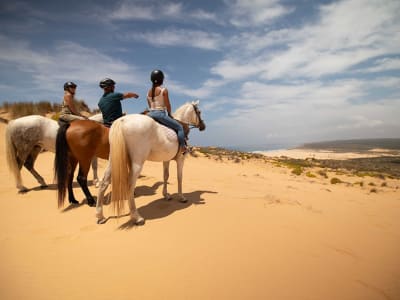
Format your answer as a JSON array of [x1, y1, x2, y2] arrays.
[[191, 100, 206, 131], [174, 100, 205, 131]]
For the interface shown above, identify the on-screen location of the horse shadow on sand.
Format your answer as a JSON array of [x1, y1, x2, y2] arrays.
[[61, 180, 165, 213], [117, 189, 217, 230], [18, 180, 98, 194]]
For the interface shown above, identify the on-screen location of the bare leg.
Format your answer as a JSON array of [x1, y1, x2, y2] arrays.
[[162, 161, 172, 200]]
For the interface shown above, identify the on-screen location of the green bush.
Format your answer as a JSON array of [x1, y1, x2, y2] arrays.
[[330, 177, 342, 184]]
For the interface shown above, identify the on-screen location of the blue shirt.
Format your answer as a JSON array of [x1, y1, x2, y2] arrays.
[[98, 92, 124, 126]]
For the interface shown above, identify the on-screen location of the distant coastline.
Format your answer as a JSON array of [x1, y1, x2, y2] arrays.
[[295, 138, 400, 153], [226, 138, 400, 154]]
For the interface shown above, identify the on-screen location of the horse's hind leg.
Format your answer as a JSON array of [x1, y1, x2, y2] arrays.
[[67, 159, 79, 205], [162, 161, 172, 200], [15, 156, 29, 193], [96, 163, 111, 224], [128, 162, 145, 225], [77, 161, 96, 207], [91, 158, 99, 187], [24, 146, 47, 188], [176, 157, 187, 203]]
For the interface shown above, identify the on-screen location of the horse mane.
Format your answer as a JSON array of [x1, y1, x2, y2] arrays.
[[173, 100, 199, 122]]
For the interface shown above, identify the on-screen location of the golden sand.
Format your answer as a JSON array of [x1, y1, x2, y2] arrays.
[[1, 122, 399, 300]]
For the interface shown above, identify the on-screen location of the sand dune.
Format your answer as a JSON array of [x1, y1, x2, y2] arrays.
[[1, 122, 399, 300]]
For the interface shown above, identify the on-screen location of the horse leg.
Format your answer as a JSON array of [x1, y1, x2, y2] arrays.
[[91, 157, 99, 188], [176, 156, 187, 203], [15, 156, 29, 193], [76, 161, 96, 207], [96, 163, 111, 224], [24, 146, 47, 188], [162, 161, 172, 200], [67, 158, 79, 205], [128, 162, 145, 225]]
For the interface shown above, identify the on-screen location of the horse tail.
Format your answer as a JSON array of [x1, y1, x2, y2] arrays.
[[54, 122, 70, 208], [110, 119, 132, 217], [5, 123, 22, 188]]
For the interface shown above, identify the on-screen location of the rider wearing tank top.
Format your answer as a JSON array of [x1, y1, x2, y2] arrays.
[[147, 70, 187, 154]]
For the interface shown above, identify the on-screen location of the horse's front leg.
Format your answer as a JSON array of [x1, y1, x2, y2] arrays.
[[77, 162, 96, 207], [96, 163, 111, 224], [176, 156, 187, 203], [163, 161, 172, 200]]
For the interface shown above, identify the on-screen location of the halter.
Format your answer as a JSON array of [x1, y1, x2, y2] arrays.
[[182, 104, 204, 129]]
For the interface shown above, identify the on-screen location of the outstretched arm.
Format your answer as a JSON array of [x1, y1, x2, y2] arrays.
[[123, 92, 139, 99]]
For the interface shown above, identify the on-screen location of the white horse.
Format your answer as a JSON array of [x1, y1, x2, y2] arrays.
[[5, 114, 103, 193], [96, 101, 205, 225]]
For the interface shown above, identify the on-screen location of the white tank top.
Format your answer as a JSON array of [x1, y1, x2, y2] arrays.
[[147, 88, 166, 110]]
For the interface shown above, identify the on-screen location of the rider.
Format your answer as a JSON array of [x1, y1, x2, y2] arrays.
[[59, 81, 87, 123], [146, 69, 187, 154], [98, 78, 139, 127]]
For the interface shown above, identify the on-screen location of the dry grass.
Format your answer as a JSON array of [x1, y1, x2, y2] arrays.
[[0, 100, 93, 119], [195, 147, 400, 180]]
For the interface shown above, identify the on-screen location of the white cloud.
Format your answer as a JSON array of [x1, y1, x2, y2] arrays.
[[109, 2, 183, 21], [123, 28, 222, 50], [226, 0, 293, 27], [212, 0, 400, 82], [360, 58, 400, 73], [0, 35, 141, 105], [210, 59, 262, 80], [108, 1, 220, 24], [199, 72, 400, 146]]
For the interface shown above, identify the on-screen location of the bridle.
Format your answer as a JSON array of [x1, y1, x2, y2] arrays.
[[185, 104, 205, 130]]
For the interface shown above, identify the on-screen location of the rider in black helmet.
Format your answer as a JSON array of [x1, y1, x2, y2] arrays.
[[147, 69, 187, 154], [59, 81, 87, 123], [98, 77, 139, 127]]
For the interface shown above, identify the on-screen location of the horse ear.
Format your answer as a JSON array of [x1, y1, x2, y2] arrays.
[[192, 99, 200, 105]]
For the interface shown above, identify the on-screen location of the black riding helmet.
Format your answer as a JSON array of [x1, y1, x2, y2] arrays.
[[150, 70, 164, 85], [64, 81, 77, 90], [99, 78, 116, 88]]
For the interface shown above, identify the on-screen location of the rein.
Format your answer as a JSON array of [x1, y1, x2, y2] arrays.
[[178, 104, 204, 129]]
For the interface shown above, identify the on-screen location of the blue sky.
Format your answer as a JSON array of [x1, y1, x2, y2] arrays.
[[0, 0, 399, 149]]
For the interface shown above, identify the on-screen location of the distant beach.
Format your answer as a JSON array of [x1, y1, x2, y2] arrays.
[[253, 138, 400, 160]]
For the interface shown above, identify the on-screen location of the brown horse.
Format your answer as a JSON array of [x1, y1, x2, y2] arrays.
[[54, 120, 109, 207]]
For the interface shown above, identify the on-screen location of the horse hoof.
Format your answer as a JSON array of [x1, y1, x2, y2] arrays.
[[18, 188, 29, 194], [179, 198, 188, 203], [164, 193, 172, 201], [87, 200, 96, 207], [136, 218, 145, 226], [97, 218, 107, 225], [69, 199, 79, 205]]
